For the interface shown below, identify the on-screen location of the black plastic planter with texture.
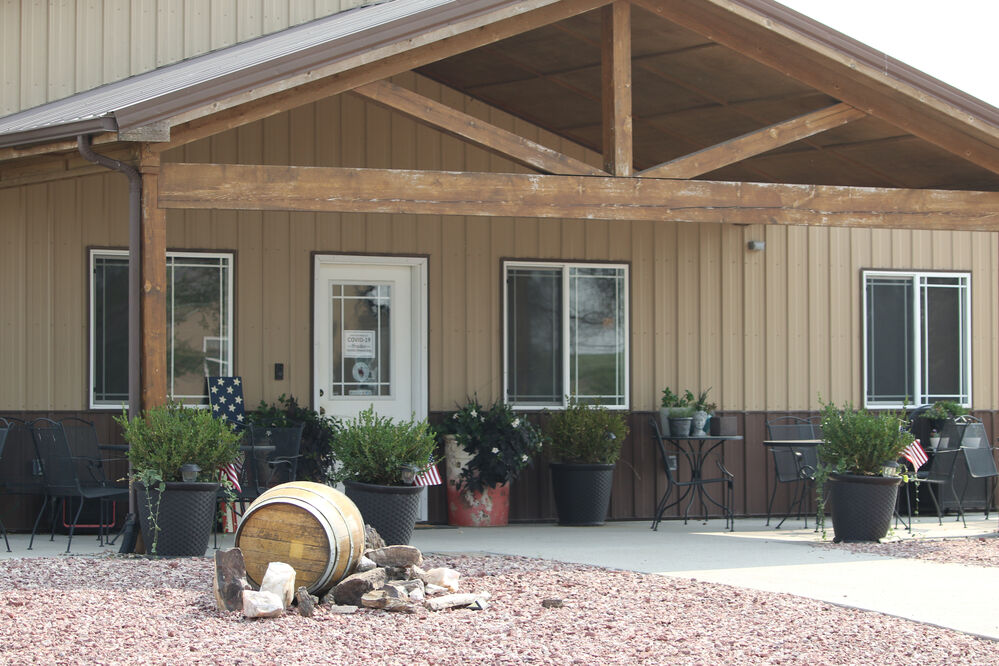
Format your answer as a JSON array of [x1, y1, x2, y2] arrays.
[[343, 480, 423, 545], [550, 462, 616, 526], [828, 473, 901, 542], [135, 481, 219, 557]]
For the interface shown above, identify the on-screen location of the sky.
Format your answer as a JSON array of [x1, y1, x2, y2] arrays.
[[777, 1, 999, 108]]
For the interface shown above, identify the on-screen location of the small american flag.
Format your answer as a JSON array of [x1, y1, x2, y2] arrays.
[[413, 458, 442, 487], [903, 439, 928, 471]]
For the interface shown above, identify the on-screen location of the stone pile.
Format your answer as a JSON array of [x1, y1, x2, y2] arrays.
[[213, 526, 488, 619]]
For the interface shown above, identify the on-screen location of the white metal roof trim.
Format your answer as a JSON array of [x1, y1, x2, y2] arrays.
[[0, 0, 462, 136]]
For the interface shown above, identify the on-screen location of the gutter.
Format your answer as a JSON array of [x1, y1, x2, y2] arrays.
[[76, 135, 140, 519]]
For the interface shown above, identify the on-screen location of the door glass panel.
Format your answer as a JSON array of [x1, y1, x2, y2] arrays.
[[329, 281, 391, 398]]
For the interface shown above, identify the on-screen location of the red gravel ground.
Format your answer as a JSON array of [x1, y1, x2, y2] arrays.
[[0, 548, 996, 665]]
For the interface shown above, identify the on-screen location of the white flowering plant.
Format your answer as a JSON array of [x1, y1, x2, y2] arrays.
[[440, 397, 543, 493]]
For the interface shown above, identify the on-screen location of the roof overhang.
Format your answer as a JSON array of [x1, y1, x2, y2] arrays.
[[0, 0, 563, 149]]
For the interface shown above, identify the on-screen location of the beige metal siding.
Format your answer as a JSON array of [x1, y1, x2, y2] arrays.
[[1, 0, 372, 115], [1, 74, 997, 414]]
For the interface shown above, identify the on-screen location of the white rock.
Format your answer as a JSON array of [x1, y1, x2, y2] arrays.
[[242, 590, 285, 618], [355, 555, 377, 573], [424, 592, 491, 612], [422, 567, 460, 593], [260, 562, 297, 609]]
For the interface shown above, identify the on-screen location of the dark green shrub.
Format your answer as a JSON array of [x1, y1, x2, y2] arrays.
[[544, 399, 629, 464], [329, 407, 438, 486], [818, 401, 913, 476], [115, 403, 242, 482]]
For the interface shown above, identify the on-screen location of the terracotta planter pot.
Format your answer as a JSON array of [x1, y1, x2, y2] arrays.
[[444, 435, 510, 526]]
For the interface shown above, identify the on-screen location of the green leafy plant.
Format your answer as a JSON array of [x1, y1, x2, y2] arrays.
[[817, 400, 914, 476], [544, 398, 629, 464], [439, 397, 543, 493], [668, 406, 696, 418], [691, 388, 716, 414], [917, 400, 969, 421], [249, 394, 338, 482], [660, 387, 691, 409], [116, 403, 242, 482], [329, 407, 439, 486]]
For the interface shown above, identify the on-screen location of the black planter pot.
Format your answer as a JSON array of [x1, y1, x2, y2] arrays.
[[343, 480, 423, 545], [550, 463, 615, 526], [135, 481, 219, 557], [827, 473, 901, 542]]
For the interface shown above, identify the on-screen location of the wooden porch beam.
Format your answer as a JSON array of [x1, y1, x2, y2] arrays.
[[601, 2, 633, 176], [639, 103, 866, 179], [352, 80, 605, 176], [138, 149, 168, 409], [155, 0, 612, 154], [158, 162, 999, 231], [632, 0, 999, 176]]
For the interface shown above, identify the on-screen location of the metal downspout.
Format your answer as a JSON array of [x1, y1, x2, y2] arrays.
[[76, 135, 140, 518]]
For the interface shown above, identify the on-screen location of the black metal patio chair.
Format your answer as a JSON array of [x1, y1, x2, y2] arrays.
[[27, 418, 129, 553], [764, 416, 819, 528]]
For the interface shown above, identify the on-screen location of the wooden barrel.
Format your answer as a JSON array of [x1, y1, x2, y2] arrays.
[[235, 481, 365, 595]]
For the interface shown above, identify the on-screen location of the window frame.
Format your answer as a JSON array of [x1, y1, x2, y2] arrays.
[[862, 269, 971, 410], [88, 249, 235, 409], [503, 260, 630, 410]]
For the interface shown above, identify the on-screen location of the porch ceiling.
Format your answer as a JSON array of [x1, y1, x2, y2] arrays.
[[416, 5, 999, 191]]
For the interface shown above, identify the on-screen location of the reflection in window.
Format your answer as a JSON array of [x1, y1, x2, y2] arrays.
[[91, 251, 233, 407], [506, 262, 628, 408], [864, 271, 970, 408]]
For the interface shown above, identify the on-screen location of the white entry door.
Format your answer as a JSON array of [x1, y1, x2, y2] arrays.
[[313, 255, 429, 519], [314, 255, 428, 422]]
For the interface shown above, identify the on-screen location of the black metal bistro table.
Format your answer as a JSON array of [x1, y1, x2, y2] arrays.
[[656, 434, 742, 532]]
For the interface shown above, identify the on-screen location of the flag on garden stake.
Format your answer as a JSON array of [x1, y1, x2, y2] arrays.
[[903, 439, 928, 471], [413, 457, 442, 487]]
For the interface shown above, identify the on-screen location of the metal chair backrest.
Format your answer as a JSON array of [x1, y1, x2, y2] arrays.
[[649, 417, 679, 485], [0, 418, 8, 459], [956, 421, 998, 479], [29, 418, 84, 496], [766, 416, 818, 483], [0, 417, 44, 494], [248, 421, 305, 486], [59, 417, 112, 487]]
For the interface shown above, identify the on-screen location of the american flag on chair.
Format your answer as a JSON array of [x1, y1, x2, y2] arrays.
[[208, 376, 246, 532], [903, 439, 928, 472], [413, 456, 442, 487]]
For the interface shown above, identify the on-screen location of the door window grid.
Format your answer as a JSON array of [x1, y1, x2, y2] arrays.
[[328, 282, 392, 398]]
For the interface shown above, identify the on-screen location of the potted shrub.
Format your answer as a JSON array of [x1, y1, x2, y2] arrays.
[[439, 398, 542, 527], [544, 398, 629, 525], [817, 401, 914, 542], [116, 403, 242, 556], [328, 407, 438, 545], [660, 388, 694, 437]]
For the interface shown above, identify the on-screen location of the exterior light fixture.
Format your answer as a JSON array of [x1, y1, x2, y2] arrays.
[[747, 240, 766, 251]]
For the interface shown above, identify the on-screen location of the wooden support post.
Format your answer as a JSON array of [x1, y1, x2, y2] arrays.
[[139, 149, 168, 409], [601, 1, 632, 177]]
